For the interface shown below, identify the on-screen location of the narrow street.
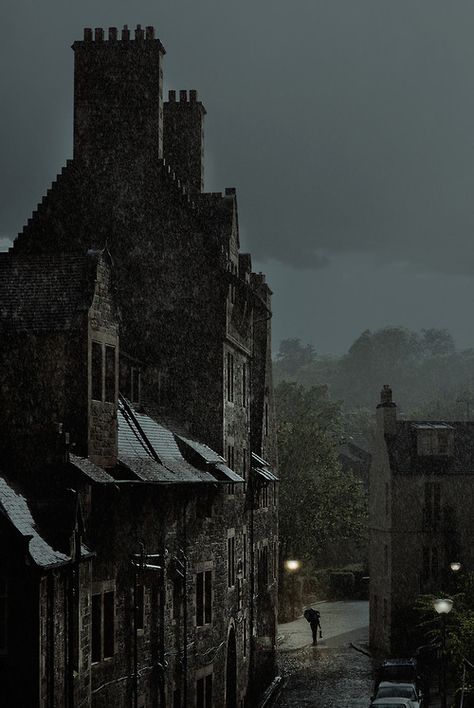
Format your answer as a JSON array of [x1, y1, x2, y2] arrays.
[[275, 601, 374, 707]]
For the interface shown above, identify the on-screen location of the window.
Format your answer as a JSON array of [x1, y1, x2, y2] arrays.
[[243, 532, 247, 579], [417, 429, 453, 456], [92, 589, 115, 662], [227, 352, 234, 402], [92, 341, 102, 401], [135, 584, 144, 631], [227, 445, 235, 495], [91, 342, 116, 403], [258, 545, 269, 588], [228, 533, 236, 588], [0, 577, 7, 655], [105, 345, 116, 403], [131, 367, 141, 405], [196, 672, 213, 708], [438, 431, 449, 455], [196, 570, 212, 626], [424, 482, 441, 529], [422, 546, 439, 584], [242, 363, 247, 407]]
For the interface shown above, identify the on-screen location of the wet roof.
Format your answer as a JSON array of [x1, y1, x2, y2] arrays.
[[251, 451, 278, 482], [117, 397, 222, 484], [0, 253, 97, 333], [0, 477, 70, 568], [69, 455, 116, 484]]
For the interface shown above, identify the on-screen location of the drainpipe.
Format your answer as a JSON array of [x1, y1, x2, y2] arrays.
[[248, 478, 256, 701], [181, 500, 189, 707]]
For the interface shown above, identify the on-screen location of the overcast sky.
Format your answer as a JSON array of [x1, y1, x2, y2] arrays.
[[2, 1, 474, 353]]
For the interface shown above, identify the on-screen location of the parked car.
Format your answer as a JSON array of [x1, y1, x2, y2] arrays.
[[375, 658, 425, 696], [369, 700, 417, 708], [372, 681, 423, 708]]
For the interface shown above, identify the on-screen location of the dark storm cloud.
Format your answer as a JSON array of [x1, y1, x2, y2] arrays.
[[2, 0, 474, 279]]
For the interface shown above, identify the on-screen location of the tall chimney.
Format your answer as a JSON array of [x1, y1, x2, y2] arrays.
[[163, 89, 206, 193], [376, 384, 397, 436], [73, 26, 166, 162]]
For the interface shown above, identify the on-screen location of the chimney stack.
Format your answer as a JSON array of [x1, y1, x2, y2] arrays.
[[376, 385, 397, 436]]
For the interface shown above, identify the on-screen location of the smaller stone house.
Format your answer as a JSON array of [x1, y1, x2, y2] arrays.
[[369, 385, 474, 654]]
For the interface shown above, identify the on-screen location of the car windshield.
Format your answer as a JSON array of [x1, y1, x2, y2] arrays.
[[377, 686, 416, 699]]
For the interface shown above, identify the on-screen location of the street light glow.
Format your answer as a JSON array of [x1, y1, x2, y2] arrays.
[[450, 561, 462, 572], [433, 598, 453, 615], [284, 559, 301, 572]]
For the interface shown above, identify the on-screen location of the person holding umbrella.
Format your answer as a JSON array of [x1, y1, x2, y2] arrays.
[[304, 608, 322, 646]]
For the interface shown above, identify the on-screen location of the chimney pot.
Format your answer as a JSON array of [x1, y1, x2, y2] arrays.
[[190, 89, 197, 102], [108, 27, 118, 41], [94, 28, 104, 42], [84, 28, 93, 42], [145, 26, 155, 40], [122, 25, 130, 41], [179, 89, 188, 102], [168, 90, 176, 102]]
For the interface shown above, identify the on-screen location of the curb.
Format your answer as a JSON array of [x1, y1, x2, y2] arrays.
[[350, 642, 371, 657], [256, 676, 284, 707]]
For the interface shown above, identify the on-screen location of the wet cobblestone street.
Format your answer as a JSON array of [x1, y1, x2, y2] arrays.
[[275, 644, 374, 708], [274, 601, 374, 707]]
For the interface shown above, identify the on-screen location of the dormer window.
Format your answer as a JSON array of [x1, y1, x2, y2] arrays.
[[415, 424, 454, 457]]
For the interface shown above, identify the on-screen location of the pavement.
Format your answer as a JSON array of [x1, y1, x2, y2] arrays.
[[278, 600, 369, 651]]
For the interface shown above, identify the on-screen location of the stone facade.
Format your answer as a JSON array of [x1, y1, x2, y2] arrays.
[[0, 25, 278, 708], [369, 385, 474, 654]]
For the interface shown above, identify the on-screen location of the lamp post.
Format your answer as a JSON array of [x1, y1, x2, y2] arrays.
[[433, 598, 453, 708], [284, 559, 301, 619]]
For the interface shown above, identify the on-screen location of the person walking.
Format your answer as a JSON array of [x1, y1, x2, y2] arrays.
[[304, 608, 322, 646]]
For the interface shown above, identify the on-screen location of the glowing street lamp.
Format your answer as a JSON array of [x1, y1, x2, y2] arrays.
[[284, 559, 302, 619], [284, 559, 301, 573], [433, 598, 453, 708], [450, 562, 461, 573]]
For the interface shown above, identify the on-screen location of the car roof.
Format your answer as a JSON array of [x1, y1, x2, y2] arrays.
[[378, 682, 416, 689], [372, 700, 415, 706]]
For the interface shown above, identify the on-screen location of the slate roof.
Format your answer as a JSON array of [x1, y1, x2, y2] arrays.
[[0, 476, 70, 568], [387, 420, 474, 474], [251, 452, 278, 482], [0, 252, 97, 333], [69, 455, 116, 484], [117, 397, 223, 484]]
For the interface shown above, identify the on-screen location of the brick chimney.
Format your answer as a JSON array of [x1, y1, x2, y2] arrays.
[[73, 26, 166, 162], [163, 89, 206, 193], [376, 384, 397, 436]]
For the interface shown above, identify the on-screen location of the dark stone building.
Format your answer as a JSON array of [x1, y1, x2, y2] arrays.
[[0, 25, 278, 707], [369, 385, 474, 654]]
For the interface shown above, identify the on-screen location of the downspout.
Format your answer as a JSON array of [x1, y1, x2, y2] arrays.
[[182, 501, 189, 708], [248, 473, 256, 699]]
